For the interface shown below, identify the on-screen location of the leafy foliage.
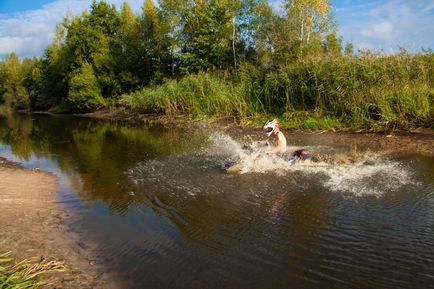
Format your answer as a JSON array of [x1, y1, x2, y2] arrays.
[[68, 62, 105, 111], [1, 53, 30, 109]]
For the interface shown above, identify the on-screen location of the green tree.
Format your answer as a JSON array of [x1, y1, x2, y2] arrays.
[[22, 57, 44, 109], [246, 0, 274, 66], [246, 0, 305, 66], [113, 2, 141, 92], [159, 0, 235, 73], [89, 0, 119, 36], [323, 31, 342, 55], [0, 61, 7, 104], [63, 1, 120, 98], [283, 0, 335, 59], [36, 23, 69, 109], [2, 53, 30, 109], [229, 0, 263, 67], [68, 62, 105, 111], [88, 1, 120, 97], [185, 0, 234, 72], [138, 0, 173, 83]]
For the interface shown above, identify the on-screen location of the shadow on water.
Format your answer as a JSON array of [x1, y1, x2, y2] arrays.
[[0, 113, 433, 289]]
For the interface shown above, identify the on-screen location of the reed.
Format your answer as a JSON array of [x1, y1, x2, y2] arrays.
[[242, 52, 433, 129], [120, 72, 253, 119], [0, 252, 66, 289], [120, 52, 433, 129]]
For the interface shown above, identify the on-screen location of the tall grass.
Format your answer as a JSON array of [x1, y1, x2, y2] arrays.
[[241, 52, 433, 129], [120, 72, 253, 119], [0, 252, 66, 289], [120, 52, 433, 129]]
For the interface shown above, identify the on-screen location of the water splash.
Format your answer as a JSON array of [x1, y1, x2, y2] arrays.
[[126, 132, 417, 199], [204, 132, 247, 158], [306, 156, 414, 197], [206, 132, 289, 174], [207, 132, 417, 197]]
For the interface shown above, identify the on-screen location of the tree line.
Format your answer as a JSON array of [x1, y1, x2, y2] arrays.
[[0, 0, 342, 111]]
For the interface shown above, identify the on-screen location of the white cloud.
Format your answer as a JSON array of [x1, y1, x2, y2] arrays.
[[360, 20, 398, 41], [0, 0, 144, 59], [337, 0, 434, 53], [0, 36, 50, 56]]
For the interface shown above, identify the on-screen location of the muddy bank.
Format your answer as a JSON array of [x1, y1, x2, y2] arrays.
[[283, 130, 434, 155], [222, 127, 434, 156], [0, 158, 111, 288]]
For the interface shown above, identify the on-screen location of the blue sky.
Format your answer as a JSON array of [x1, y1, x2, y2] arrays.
[[0, 0, 433, 58]]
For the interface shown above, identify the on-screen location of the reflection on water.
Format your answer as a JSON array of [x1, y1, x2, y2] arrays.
[[0, 113, 433, 289], [0, 113, 205, 213]]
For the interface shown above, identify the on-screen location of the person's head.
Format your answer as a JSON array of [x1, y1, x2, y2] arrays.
[[263, 119, 281, 137]]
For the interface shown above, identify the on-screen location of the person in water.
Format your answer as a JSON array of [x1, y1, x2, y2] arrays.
[[225, 119, 309, 172], [262, 119, 311, 161], [262, 119, 287, 155]]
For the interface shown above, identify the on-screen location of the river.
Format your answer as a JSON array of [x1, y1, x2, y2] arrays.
[[0, 113, 433, 289]]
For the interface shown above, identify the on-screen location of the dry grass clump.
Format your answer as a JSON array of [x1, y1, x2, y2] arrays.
[[0, 251, 66, 289]]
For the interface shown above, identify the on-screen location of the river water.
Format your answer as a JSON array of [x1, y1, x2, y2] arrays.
[[0, 113, 433, 289]]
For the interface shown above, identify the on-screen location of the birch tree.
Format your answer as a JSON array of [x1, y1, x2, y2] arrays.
[[283, 0, 333, 59]]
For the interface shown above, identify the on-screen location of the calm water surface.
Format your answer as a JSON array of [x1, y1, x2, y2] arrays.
[[0, 113, 433, 289]]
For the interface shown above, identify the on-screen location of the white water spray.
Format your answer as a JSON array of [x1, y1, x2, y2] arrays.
[[208, 132, 417, 197]]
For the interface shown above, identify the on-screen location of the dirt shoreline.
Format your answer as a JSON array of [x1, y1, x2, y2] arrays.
[[0, 157, 109, 288]]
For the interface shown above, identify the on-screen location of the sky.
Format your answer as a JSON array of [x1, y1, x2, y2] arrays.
[[0, 0, 433, 59]]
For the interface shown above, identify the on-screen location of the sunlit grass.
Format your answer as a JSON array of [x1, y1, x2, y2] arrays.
[[119, 72, 253, 119], [119, 52, 433, 130], [0, 252, 66, 289]]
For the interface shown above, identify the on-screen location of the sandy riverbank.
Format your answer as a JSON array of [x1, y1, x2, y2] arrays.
[[0, 157, 107, 288]]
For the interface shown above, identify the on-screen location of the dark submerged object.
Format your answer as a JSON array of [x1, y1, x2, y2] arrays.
[[287, 148, 312, 161], [223, 161, 238, 169]]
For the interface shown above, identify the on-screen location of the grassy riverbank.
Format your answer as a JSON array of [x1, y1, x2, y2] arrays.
[[119, 53, 433, 130], [0, 1, 432, 131], [2, 52, 433, 131]]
